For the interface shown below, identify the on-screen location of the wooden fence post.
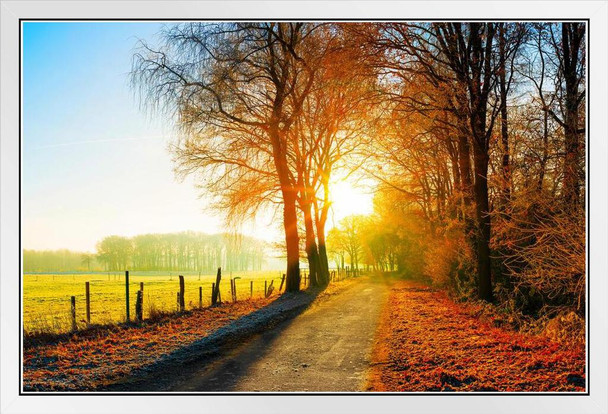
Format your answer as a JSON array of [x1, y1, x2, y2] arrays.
[[140, 282, 144, 292], [85, 281, 90, 326], [70, 296, 77, 332], [125, 270, 130, 322], [135, 290, 143, 322], [264, 280, 267, 297], [212, 267, 222, 305], [179, 275, 185, 312], [211, 283, 215, 303], [230, 278, 235, 302], [265, 280, 274, 298], [279, 274, 286, 292], [199, 286, 203, 308], [250, 280, 253, 298]]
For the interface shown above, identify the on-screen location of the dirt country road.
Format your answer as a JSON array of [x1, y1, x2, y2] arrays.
[[168, 276, 389, 392]]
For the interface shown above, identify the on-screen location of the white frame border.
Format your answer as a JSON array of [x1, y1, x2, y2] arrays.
[[1, 2, 607, 413]]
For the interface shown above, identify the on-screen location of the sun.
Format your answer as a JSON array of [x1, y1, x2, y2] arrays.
[[328, 177, 375, 225]]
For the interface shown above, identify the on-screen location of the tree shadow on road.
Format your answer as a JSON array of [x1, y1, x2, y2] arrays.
[[171, 310, 304, 391], [169, 275, 387, 392], [105, 287, 324, 392]]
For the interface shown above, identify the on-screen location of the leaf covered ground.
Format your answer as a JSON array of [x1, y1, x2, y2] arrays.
[[367, 281, 586, 392], [23, 297, 275, 391]]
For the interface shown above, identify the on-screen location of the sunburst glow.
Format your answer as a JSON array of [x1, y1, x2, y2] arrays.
[[328, 177, 375, 225]]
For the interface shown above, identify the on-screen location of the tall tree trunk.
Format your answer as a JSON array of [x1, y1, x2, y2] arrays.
[[302, 201, 320, 287], [282, 187, 301, 292], [561, 22, 584, 211], [457, 131, 477, 254], [499, 24, 511, 211], [314, 179, 331, 286], [270, 123, 300, 292], [467, 22, 495, 302], [448, 138, 462, 220], [472, 137, 493, 303], [316, 224, 330, 286]]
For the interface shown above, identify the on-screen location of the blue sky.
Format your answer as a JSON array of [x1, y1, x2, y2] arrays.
[[21, 22, 232, 251], [21, 22, 372, 252]]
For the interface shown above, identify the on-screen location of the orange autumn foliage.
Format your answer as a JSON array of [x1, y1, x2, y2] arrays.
[[368, 281, 585, 392]]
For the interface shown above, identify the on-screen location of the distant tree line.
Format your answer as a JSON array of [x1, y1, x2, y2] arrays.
[[326, 213, 416, 275], [24, 232, 266, 273], [23, 249, 100, 273], [96, 231, 264, 272]]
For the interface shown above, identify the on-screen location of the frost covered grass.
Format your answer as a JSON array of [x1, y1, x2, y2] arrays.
[[23, 296, 277, 391]]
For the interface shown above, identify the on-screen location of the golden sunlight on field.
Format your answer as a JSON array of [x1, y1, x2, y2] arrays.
[[22, 271, 286, 335]]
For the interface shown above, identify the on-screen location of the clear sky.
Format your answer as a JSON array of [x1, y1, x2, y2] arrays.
[[22, 22, 373, 253]]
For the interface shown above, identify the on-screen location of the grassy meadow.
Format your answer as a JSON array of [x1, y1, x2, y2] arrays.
[[23, 271, 289, 335]]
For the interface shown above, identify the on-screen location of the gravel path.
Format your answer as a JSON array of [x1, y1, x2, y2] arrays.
[[169, 276, 389, 392]]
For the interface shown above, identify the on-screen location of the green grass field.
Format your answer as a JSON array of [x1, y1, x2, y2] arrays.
[[23, 271, 290, 335]]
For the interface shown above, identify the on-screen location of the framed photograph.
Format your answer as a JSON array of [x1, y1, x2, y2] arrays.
[[1, 1, 606, 413]]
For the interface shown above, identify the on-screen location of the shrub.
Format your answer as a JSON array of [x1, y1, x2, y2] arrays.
[[424, 222, 476, 300], [492, 191, 585, 340]]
